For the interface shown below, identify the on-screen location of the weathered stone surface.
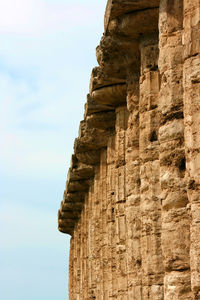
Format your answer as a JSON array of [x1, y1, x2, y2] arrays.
[[58, 0, 200, 299], [86, 111, 116, 130], [96, 35, 140, 80], [91, 83, 127, 107], [90, 66, 125, 92], [104, 0, 160, 30], [106, 8, 159, 38], [84, 94, 114, 118]]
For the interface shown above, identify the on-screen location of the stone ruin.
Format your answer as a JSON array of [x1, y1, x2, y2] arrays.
[[58, 0, 200, 299]]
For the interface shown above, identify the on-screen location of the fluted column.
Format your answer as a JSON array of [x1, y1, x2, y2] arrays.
[[158, 1, 192, 298], [183, 0, 200, 298], [139, 36, 164, 299], [107, 135, 116, 298], [125, 75, 142, 299], [114, 106, 129, 298]]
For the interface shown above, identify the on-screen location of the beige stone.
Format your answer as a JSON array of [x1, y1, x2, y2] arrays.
[[58, 0, 200, 299]]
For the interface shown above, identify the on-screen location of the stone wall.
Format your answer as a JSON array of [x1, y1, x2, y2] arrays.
[[58, 1, 200, 299]]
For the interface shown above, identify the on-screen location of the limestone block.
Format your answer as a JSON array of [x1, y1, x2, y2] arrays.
[[104, 0, 160, 30], [159, 119, 184, 143], [142, 285, 164, 300], [190, 202, 200, 296], [96, 35, 140, 79], [183, 0, 200, 59], [140, 39, 159, 74], [91, 83, 127, 107], [66, 179, 90, 193], [84, 94, 113, 117], [139, 110, 159, 162], [115, 106, 129, 131], [67, 165, 94, 182], [140, 71, 160, 112], [90, 66, 125, 93], [164, 271, 193, 300], [184, 55, 200, 181], [126, 113, 139, 149], [76, 150, 100, 165], [159, 0, 183, 35], [74, 128, 110, 152], [126, 162, 140, 197], [107, 8, 159, 39], [86, 111, 115, 130], [162, 191, 188, 211], [59, 0, 200, 299], [126, 79, 139, 113], [107, 135, 115, 165], [162, 208, 190, 271], [159, 67, 184, 117]]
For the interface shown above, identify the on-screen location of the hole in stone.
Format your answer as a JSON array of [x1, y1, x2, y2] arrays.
[[151, 65, 158, 71], [188, 180, 195, 190], [150, 130, 157, 142], [112, 208, 115, 214], [136, 259, 142, 266], [162, 74, 167, 83], [137, 178, 141, 187], [147, 64, 153, 69], [178, 157, 186, 172]]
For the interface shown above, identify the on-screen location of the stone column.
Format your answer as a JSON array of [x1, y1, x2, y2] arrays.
[[88, 185, 96, 299], [158, 1, 192, 298], [83, 197, 89, 299], [107, 135, 116, 298], [100, 149, 108, 299], [73, 224, 81, 300], [183, 0, 200, 298], [69, 236, 74, 300], [80, 208, 84, 298], [125, 75, 142, 299], [139, 35, 164, 299], [114, 106, 129, 299], [93, 167, 101, 299]]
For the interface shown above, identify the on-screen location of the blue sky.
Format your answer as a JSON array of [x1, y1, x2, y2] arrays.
[[0, 0, 107, 299]]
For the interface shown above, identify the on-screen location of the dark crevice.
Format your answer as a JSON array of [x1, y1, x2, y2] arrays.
[[178, 157, 186, 172], [184, 52, 199, 62], [161, 110, 184, 125], [150, 65, 158, 71], [176, 267, 190, 272], [93, 82, 126, 92], [123, 6, 159, 17], [192, 79, 200, 84], [150, 130, 158, 142]]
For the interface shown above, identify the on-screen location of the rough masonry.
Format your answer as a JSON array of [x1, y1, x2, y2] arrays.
[[58, 0, 200, 299]]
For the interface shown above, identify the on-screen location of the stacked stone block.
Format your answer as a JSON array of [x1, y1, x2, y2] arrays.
[[58, 1, 200, 299]]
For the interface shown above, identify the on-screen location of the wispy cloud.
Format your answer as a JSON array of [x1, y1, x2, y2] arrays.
[[0, 1, 107, 299], [0, 201, 71, 300], [0, 0, 106, 35], [0, 0, 108, 204]]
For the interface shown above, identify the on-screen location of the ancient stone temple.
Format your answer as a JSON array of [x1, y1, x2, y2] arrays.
[[58, 0, 200, 299]]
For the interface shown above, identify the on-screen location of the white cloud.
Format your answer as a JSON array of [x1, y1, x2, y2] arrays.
[[0, 68, 82, 178], [0, 1, 108, 299], [0, 0, 107, 35], [0, 201, 69, 248]]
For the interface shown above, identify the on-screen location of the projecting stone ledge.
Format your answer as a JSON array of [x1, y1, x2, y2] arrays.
[[58, 0, 200, 299], [104, 0, 160, 30], [58, 99, 116, 234], [58, 0, 161, 236]]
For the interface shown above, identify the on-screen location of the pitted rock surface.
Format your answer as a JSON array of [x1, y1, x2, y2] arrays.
[[58, 0, 200, 299]]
